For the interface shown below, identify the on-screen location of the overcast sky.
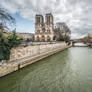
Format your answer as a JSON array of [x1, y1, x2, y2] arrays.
[[0, 0, 92, 39]]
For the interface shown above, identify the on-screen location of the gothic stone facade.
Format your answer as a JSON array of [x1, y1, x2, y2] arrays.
[[35, 13, 54, 42]]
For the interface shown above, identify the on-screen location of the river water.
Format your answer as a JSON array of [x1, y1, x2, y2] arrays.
[[0, 47, 92, 92]]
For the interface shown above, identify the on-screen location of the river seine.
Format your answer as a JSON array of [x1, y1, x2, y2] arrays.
[[0, 47, 92, 92]]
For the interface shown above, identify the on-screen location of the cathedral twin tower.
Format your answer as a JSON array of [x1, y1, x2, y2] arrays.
[[35, 13, 54, 42]]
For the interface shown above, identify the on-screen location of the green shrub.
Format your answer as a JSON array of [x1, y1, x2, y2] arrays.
[[0, 31, 21, 60]]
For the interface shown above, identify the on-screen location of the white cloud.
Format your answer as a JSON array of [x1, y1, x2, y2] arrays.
[[0, 0, 92, 38], [71, 33, 87, 39]]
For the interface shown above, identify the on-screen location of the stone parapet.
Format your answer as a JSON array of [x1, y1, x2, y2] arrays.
[[9, 42, 66, 62]]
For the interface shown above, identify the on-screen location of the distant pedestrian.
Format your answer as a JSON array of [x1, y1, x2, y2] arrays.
[[4, 60, 7, 63], [1, 60, 4, 64]]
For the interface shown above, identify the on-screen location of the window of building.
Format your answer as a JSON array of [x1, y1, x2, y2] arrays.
[[42, 28, 45, 32], [47, 30, 50, 33], [47, 16, 50, 23], [37, 30, 40, 33], [37, 17, 40, 24]]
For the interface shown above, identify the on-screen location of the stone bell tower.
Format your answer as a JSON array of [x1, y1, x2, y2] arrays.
[[35, 14, 44, 41], [45, 13, 54, 41]]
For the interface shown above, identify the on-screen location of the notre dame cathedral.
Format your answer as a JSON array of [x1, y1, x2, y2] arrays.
[[35, 13, 54, 42], [34, 13, 71, 42]]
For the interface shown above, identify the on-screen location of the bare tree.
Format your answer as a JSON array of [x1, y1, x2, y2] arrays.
[[0, 8, 16, 31]]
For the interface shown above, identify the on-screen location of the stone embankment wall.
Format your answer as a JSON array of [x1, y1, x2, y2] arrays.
[[0, 42, 71, 78], [9, 42, 66, 62]]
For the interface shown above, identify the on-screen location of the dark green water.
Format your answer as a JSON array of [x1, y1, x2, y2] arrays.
[[0, 47, 92, 92]]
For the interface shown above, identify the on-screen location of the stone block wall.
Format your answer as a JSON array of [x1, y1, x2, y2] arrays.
[[9, 43, 66, 62]]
